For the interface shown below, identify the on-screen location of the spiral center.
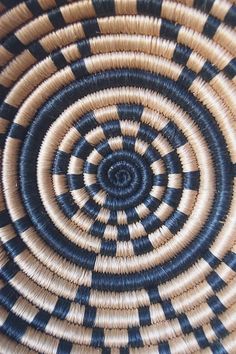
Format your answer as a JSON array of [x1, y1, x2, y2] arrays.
[[108, 162, 132, 188]]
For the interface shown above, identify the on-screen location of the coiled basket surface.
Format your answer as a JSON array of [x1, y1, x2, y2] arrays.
[[0, 0, 236, 353]]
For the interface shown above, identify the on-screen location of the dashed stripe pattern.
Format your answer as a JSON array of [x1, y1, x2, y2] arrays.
[[0, 0, 236, 353]]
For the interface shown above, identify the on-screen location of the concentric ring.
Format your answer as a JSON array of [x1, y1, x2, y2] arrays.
[[0, 1, 236, 353]]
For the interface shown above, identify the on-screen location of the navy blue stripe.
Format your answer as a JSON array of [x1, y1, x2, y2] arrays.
[[84, 162, 97, 174], [102, 120, 121, 138], [82, 18, 100, 37], [86, 183, 100, 198], [53, 150, 70, 174], [29, 41, 47, 60], [199, 60, 219, 82], [27, 0, 42, 16], [52, 297, 71, 320], [77, 39, 92, 57], [102, 348, 111, 354], [153, 174, 167, 187], [57, 192, 78, 218], [210, 340, 228, 354], [160, 19, 181, 40], [0, 284, 19, 309], [32, 310, 50, 331], [120, 348, 129, 354], [144, 145, 161, 164], [0, 261, 19, 282], [0, 102, 17, 121], [0, 133, 5, 149], [0, 0, 19, 8], [117, 104, 144, 121], [162, 300, 176, 320], [162, 121, 187, 148], [82, 200, 100, 219], [90, 221, 106, 239], [54, 0, 68, 5], [137, 124, 158, 142], [207, 295, 226, 315], [3, 34, 24, 55], [147, 287, 161, 303], [1, 312, 27, 342], [178, 313, 193, 334], [143, 195, 160, 212], [178, 67, 197, 89], [207, 272, 226, 292], [8, 123, 26, 140], [57, 339, 72, 354], [142, 214, 161, 234], [68, 174, 84, 191], [92, 0, 115, 16], [223, 251, 236, 271], [0, 85, 8, 102], [71, 60, 89, 78], [108, 211, 117, 225], [193, 0, 214, 12], [128, 327, 143, 348], [162, 151, 182, 174], [91, 328, 104, 347], [0, 209, 11, 227], [14, 216, 31, 233], [75, 112, 98, 135], [138, 306, 151, 326], [75, 286, 90, 305], [125, 208, 139, 224], [183, 171, 200, 190], [4, 236, 26, 257], [223, 58, 236, 79], [100, 240, 116, 256], [203, 15, 221, 38], [117, 225, 130, 241], [163, 188, 182, 208], [122, 136, 136, 151], [173, 43, 192, 65], [48, 8, 66, 28], [158, 342, 171, 354], [211, 317, 229, 338], [224, 5, 236, 27], [73, 137, 93, 158], [83, 306, 96, 327], [203, 250, 221, 268], [51, 51, 67, 69], [233, 163, 236, 177], [137, 0, 162, 16], [194, 327, 209, 348], [165, 210, 187, 234], [132, 236, 154, 255]]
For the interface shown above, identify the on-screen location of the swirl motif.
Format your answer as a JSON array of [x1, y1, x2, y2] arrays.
[[0, 1, 236, 353]]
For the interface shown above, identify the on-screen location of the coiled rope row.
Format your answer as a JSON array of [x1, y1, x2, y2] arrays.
[[0, 0, 236, 353]]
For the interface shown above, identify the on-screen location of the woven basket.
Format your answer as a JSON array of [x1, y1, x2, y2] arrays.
[[0, 0, 236, 353]]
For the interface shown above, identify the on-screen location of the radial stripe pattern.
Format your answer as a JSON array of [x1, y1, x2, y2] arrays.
[[0, 0, 236, 353]]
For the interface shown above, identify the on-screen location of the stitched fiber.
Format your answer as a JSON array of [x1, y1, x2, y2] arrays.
[[0, 0, 236, 353]]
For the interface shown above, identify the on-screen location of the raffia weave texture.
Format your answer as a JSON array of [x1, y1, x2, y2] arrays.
[[0, 0, 236, 353]]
